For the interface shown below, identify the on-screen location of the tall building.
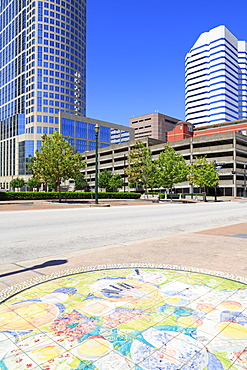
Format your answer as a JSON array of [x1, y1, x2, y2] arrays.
[[185, 25, 247, 127], [130, 112, 179, 141], [0, 0, 86, 187]]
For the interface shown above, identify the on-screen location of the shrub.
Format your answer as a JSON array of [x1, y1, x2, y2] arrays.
[[0, 191, 141, 201]]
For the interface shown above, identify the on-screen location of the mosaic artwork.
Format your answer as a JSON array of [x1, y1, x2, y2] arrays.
[[0, 267, 247, 369]]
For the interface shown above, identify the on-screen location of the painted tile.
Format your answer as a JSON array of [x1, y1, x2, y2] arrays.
[[0, 267, 247, 369]]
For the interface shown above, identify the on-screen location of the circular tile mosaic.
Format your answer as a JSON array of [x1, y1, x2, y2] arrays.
[[1, 266, 247, 369]]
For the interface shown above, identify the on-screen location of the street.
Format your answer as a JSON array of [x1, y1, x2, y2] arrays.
[[1, 201, 247, 264]]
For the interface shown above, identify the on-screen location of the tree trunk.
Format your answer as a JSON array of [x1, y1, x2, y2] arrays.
[[170, 187, 173, 202], [58, 182, 62, 203]]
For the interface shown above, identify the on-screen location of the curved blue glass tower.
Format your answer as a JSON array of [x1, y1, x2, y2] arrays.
[[0, 0, 86, 186]]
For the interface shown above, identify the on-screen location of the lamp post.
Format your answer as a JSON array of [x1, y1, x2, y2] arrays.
[[214, 161, 225, 202], [244, 164, 246, 198], [94, 124, 100, 204], [214, 161, 217, 202]]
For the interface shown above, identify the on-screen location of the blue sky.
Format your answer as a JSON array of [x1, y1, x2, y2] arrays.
[[86, 0, 247, 127]]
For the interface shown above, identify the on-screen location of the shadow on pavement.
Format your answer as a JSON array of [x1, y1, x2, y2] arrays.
[[0, 259, 67, 278]]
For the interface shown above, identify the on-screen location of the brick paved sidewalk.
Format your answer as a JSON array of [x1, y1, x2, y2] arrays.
[[0, 198, 166, 212]]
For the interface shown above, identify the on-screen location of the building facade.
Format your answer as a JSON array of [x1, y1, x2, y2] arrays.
[[193, 118, 247, 138], [167, 121, 194, 142], [0, 0, 86, 188], [130, 112, 179, 141], [60, 112, 134, 153], [82, 132, 247, 197], [185, 25, 247, 127]]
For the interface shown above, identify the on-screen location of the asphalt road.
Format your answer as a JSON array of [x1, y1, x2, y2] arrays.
[[1, 201, 247, 264]]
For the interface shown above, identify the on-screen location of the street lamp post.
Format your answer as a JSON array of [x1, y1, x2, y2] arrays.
[[214, 161, 225, 202], [94, 124, 100, 204], [214, 161, 217, 202], [244, 164, 246, 198]]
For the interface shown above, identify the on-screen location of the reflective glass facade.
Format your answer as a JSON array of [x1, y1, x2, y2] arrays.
[[0, 0, 86, 185], [60, 113, 135, 154]]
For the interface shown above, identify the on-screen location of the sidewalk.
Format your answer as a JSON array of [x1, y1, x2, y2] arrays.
[[0, 195, 246, 212], [0, 219, 246, 291]]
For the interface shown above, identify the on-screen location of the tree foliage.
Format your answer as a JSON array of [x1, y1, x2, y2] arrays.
[[188, 156, 219, 200], [156, 145, 188, 197], [74, 172, 88, 191], [10, 177, 25, 191], [124, 141, 159, 192], [28, 131, 85, 202], [98, 169, 113, 191], [27, 177, 41, 190], [109, 174, 124, 191]]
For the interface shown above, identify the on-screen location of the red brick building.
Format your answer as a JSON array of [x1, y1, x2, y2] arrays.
[[193, 119, 247, 138], [167, 121, 193, 142], [167, 119, 247, 142]]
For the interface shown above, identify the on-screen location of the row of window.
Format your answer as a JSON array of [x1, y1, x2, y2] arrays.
[[0, 113, 25, 141], [0, 74, 25, 107], [25, 126, 58, 134], [0, 11, 26, 50], [37, 23, 85, 50], [0, 95, 25, 121], [0, 0, 26, 23], [0, 137, 16, 177], [0, 32, 26, 68], [41, 0, 85, 15]]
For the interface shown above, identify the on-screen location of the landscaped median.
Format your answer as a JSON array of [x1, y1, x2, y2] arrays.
[[0, 191, 142, 201]]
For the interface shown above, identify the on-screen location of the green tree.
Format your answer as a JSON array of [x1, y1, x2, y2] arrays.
[[98, 169, 113, 191], [74, 172, 88, 191], [27, 177, 41, 190], [28, 131, 85, 202], [10, 177, 25, 191], [47, 181, 57, 192], [124, 141, 158, 193], [188, 156, 219, 201], [109, 174, 124, 191], [156, 145, 188, 200]]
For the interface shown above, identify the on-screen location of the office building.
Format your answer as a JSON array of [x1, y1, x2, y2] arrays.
[[130, 112, 179, 141], [0, 0, 86, 187], [60, 112, 134, 153], [185, 25, 247, 127]]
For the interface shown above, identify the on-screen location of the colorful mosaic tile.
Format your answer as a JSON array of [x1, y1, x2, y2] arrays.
[[1, 266, 247, 369]]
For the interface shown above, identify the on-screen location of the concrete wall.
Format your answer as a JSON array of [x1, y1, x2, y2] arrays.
[[130, 113, 179, 141]]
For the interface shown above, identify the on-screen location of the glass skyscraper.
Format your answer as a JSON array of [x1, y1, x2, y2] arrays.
[[185, 25, 247, 127], [0, 0, 86, 187]]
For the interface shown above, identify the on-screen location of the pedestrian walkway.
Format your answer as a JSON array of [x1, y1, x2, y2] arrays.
[[0, 198, 161, 212]]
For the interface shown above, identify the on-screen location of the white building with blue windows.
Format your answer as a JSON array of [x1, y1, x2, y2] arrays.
[[185, 25, 247, 127]]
